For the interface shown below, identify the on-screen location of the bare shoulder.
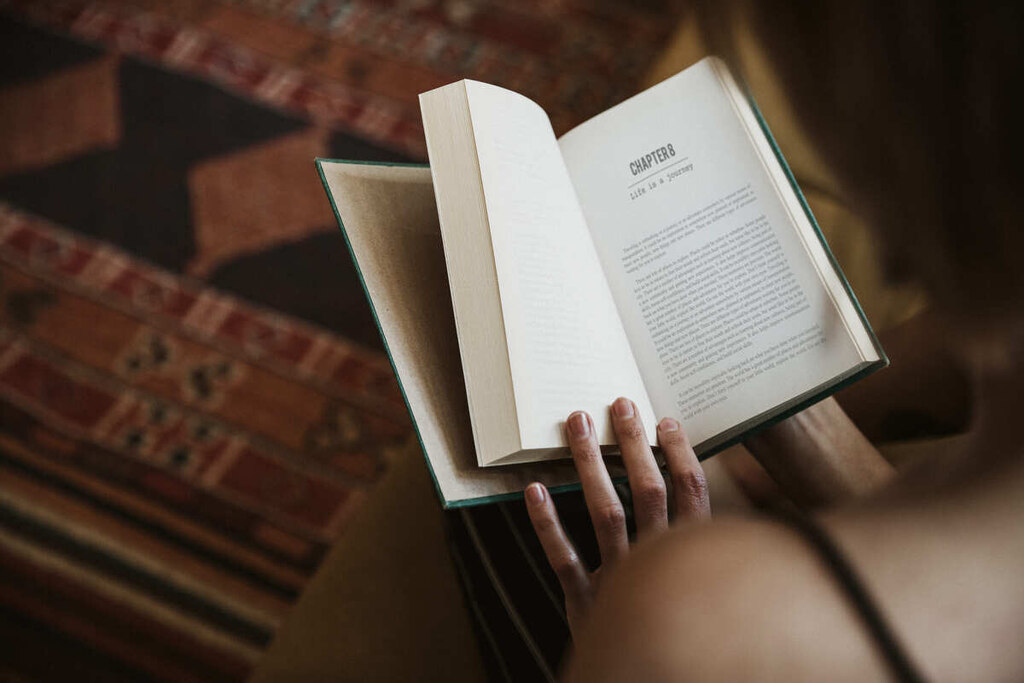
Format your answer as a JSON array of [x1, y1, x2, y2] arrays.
[[563, 517, 893, 683]]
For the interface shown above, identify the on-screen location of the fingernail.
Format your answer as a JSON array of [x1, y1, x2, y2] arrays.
[[659, 418, 680, 432], [612, 397, 634, 418], [526, 483, 545, 505], [568, 411, 590, 438]]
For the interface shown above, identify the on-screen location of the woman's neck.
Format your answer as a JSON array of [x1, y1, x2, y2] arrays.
[[966, 323, 1024, 465]]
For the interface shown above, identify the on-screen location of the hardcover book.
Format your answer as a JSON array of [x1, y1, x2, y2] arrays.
[[317, 56, 886, 507]]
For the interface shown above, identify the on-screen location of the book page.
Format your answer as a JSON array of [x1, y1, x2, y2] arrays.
[[318, 160, 616, 504], [558, 58, 868, 448], [463, 81, 657, 455]]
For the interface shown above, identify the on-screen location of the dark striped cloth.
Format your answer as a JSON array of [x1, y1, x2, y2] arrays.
[[446, 486, 637, 682]]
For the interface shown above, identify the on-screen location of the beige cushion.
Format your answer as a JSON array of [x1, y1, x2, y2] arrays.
[[250, 440, 486, 682]]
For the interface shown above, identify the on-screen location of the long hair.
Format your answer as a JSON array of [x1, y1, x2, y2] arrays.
[[696, 1, 1024, 316]]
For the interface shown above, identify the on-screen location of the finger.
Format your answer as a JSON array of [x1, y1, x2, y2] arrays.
[[566, 411, 629, 565], [610, 397, 667, 538], [525, 483, 591, 607], [658, 418, 710, 520]]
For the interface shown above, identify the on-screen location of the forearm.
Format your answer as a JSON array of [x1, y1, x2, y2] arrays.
[[745, 397, 895, 507], [743, 309, 971, 508]]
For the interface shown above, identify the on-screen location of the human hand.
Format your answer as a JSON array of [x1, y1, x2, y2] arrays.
[[525, 397, 710, 637]]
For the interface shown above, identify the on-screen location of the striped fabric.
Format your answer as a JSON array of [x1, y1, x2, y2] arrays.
[[449, 486, 638, 681]]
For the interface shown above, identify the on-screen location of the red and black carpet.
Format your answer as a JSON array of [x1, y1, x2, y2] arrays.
[[0, 1, 678, 679]]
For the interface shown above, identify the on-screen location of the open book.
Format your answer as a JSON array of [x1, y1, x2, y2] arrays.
[[317, 57, 885, 506], [418, 56, 885, 468]]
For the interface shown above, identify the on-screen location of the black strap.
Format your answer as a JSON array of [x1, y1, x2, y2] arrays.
[[774, 508, 927, 683]]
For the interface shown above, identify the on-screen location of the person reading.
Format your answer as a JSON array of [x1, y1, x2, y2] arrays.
[[520, 2, 1024, 681]]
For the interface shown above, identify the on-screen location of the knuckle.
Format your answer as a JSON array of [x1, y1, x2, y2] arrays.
[[617, 421, 645, 442], [551, 553, 581, 582], [572, 443, 602, 465], [659, 427, 690, 448], [531, 513, 558, 535], [594, 503, 626, 535], [633, 477, 667, 511], [673, 468, 709, 506]]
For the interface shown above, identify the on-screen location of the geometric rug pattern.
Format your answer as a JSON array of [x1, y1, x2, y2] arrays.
[[0, 202, 409, 680], [0, 0, 679, 679]]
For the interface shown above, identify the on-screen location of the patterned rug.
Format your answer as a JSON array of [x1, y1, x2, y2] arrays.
[[0, 1, 679, 679]]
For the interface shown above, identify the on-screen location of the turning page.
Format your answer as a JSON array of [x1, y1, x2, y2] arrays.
[[421, 81, 658, 463], [559, 58, 877, 450], [463, 82, 657, 456]]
